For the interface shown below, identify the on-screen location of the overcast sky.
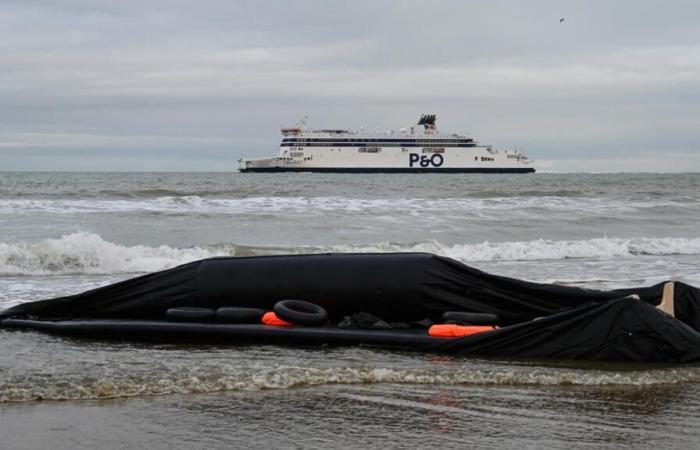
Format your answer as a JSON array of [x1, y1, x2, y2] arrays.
[[1, 0, 699, 172]]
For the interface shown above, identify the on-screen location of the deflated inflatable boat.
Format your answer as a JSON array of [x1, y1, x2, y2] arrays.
[[2, 253, 700, 363]]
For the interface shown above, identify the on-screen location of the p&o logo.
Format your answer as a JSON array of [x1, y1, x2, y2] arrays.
[[409, 153, 444, 168]]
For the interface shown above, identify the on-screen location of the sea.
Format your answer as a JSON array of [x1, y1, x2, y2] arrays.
[[1, 171, 700, 449]]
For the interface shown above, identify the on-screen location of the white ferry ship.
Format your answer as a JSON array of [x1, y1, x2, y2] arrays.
[[238, 115, 535, 173]]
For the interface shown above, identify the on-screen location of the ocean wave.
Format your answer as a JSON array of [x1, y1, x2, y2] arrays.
[[1, 232, 700, 275], [2, 365, 699, 403], [0, 195, 696, 216], [315, 237, 700, 261], [0, 232, 225, 275]]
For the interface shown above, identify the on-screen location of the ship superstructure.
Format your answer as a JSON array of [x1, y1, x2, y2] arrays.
[[238, 115, 534, 173]]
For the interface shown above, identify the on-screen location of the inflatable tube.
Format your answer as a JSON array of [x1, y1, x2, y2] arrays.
[[442, 311, 499, 325], [166, 307, 215, 322], [3, 297, 700, 362], [274, 300, 328, 326], [0, 319, 440, 348], [216, 307, 266, 323]]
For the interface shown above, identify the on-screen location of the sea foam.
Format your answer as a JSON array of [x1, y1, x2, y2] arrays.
[[0, 195, 696, 216], [0, 232, 223, 275], [2, 364, 699, 403], [1, 232, 700, 275]]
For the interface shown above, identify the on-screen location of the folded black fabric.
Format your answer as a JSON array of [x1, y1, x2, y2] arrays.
[[338, 312, 392, 330], [427, 297, 700, 363], [3, 253, 700, 362]]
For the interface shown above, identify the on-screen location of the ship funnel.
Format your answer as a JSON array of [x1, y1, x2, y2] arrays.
[[417, 114, 436, 126], [417, 114, 436, 130]]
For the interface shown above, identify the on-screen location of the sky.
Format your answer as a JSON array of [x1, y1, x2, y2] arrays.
[[1, 0, 699, 172]]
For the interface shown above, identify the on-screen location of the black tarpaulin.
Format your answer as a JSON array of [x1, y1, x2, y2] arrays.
[[2, 253, 700, 362], [427, 298, 700, 363]]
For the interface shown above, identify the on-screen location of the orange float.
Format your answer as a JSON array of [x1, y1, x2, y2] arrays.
[[261, 311, 294, 327], [428, 324, 497, 338]]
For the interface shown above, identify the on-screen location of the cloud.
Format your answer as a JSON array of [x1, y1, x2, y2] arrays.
[[0, 0, 699, 171]]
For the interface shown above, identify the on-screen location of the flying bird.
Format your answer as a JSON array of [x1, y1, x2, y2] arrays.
[[560, 17, 565, 23]]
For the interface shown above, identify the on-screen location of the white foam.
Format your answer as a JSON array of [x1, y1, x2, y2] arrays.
[[0, 232, 225, 275], [2, 365, 699, 403], [1, 233, 700, 276], [312, 236, 700, 262], [0, 195, 696, 216]]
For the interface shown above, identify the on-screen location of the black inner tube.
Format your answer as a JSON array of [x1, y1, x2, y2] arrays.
[[166, 307, 216, 322], [442, 311, 500, 325], [216, 307, 266, 323], [274, 300, 328, 326]]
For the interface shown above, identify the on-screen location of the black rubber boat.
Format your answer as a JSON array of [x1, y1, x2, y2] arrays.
[[2, 253, 700, 363]]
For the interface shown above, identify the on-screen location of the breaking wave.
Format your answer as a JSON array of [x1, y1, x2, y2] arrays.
[[0, 195, 697, 216], [313, 237, 700, 261], [3, 365, 700, 403], [0, 232, 225, 275], [1, 232, 700, 275]]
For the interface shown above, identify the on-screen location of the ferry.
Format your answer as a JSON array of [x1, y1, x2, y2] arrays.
[[238, 115, 535, 173]]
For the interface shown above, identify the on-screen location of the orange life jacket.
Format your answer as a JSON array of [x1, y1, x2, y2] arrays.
[[428, 324, 497, 338], [261, 311, 294, 326]]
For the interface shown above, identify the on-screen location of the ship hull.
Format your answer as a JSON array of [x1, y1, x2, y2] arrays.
[[239, 166, 535, 173]]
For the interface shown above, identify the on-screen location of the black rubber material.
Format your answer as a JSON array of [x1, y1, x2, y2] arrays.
[[216, 307, 266, 323], [274, 300, 328, 326], [5, 252, 700, 362], [0, 319, 439, 348], [442, 311, 500, 325], [166, 307, 216, 322]]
